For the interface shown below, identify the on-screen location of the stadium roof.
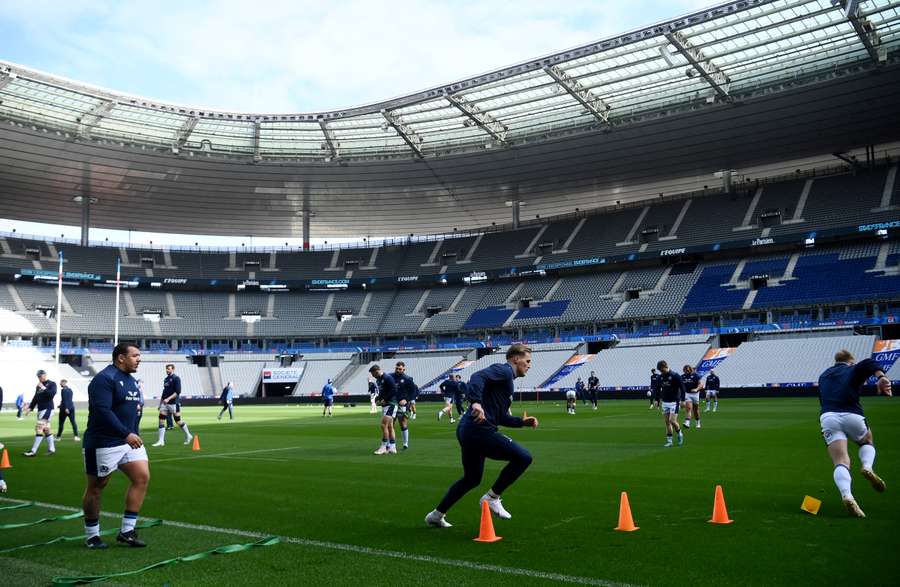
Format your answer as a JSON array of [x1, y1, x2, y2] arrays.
[[2, 0, 899, 162], [0, 0, 899, 238]]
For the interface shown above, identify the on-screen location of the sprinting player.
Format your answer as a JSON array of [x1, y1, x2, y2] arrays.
[[368, 378, 378, 414], [393, 362, 418, 449], [425, 344, 538, 528], [218, 381, 235, 420], [371, 364, 399, 454], [587, 371, 599, 408], [682, 365, 703, 429], [657, 361, 684, 448], [16, 393, 25, 420], [566, 381, 578, 414], [818, 349, 891, 518], [82, 342, 149, 549], [322, 379, 335, 417], [438, 374, 457, 423], [151, 364, 192, 447], [24, 369, 57, 457], [650, 368, 661, 410], [57, 379, 80, 441], [454, 374, 466, 417], [705, 370, 720, 412]]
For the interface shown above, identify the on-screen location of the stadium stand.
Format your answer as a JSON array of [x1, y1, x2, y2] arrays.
[[712, 335, 876, 387], [295, 358, 354, 396]]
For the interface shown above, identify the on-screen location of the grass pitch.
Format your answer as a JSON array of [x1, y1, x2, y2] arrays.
[[1, 398, 898, 586]]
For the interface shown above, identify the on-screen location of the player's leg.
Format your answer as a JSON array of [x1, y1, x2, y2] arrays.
[[153, 409, 167, 446], [228, 403, 234, 419], [399, 413, 410, 450], [218, 404, 227, 420], [683, 400, 692, 428], [70, 411, 80, 440], [663, 408, 673, 446], [693, 400, 701, 428], [854, 423, 885, 492], [713, 392, 718, 411], [410, 400, 417, 419], [432, 434, 486, 517], [480, 430, 533, 519], [322, 401, 327, 416], [822, 413, 864, 516], [57, 410, 66, 438], [25, 419, 48, 456], [174, 411, 192, 443], [117, 457, 150, 547], [375, 414, 392, 454], [82, 473, 112, 548]]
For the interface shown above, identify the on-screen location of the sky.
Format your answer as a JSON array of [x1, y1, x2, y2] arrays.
[[0, 0, 717, 246]]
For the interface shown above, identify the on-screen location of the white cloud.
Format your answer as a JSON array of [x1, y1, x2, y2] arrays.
[[0, 0, 722, 112]]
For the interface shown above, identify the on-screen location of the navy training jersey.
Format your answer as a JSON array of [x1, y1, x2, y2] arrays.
[[659, 371, 685, 403], [162, 373, 181, 402], [462, 362, 524, 431], [705, 374, 720, 391], [575, 380, 585, 393], [368, 381, 378, 396], [83, 364, 141, 449], [59, 386, 75, 410], [30, 380, 57, 418], [376, 372, 400, 405], [587, 376, 599, 390], [818, 359, 882, 416], [650, 373, 661, 392], [394, 372, 419, 402], [684, 372, 702, 392], [439, 378, 457, 396]]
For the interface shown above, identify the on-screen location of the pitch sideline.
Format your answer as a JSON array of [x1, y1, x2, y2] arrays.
[[0, 497, 641, 587]]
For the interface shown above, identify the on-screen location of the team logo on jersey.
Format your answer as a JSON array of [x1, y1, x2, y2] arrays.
[[99, 465, 109, 473], [120, 381, 124, 386]]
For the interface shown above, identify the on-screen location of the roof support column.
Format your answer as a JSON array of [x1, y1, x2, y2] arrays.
[[303, 186, 311, 251]]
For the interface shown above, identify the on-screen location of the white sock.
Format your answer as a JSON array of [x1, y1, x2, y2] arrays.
[[714, 400, 718, 409], [47, 435, 56, 451], [85, 518, 100, 539], [834, 465, 853, 499], [181, 423, 191, 438], [121, 511, 138, 533], [30, 436, 43, 452], [859, 444, 876, 471], [402, 429, 409, 445], [157, 427, 165, 443]]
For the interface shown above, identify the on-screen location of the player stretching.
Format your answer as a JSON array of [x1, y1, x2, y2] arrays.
[[682, 365, 703, 429], [438, 374, 457, 423], [818, 349, 891, 517], [566, 381, 578, 414], [371, 364, 399, 454], [322, 379, 335, 417], [82, 342, 149, 549], [657, 361, 684, 447], [425, 344, 538, 528], [151, 364, 192, 447], [704, 371, 720, 412], [24, 370, 57, 457], [393, 362, 418, 449]]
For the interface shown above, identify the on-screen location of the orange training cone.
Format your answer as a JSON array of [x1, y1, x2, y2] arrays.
[[0, 448, 11, 469], [614, 491, 639, 531], [708, 484, 733, 524], [473, 499, 502, 542], [191, 435, 201, 451]]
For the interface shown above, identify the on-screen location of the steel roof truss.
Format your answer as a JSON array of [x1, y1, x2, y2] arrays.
[[318, 120, 340, 160], [77, 100, 117, 138], [664, 30, 732, 101], [543, 65, 612, 125], [446, 93, 509, 144], [837, 0, 885, 65], [381, 109, 424, 157], [173, 116, 199, 153]]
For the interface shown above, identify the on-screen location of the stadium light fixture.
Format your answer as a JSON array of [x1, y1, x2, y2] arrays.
[[837, 0, 885, 64], [446, 93, 509, 144], [381, 109, 424, 157]]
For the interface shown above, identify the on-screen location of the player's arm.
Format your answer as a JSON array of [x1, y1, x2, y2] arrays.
[[466, 371, 487, 422], [853, 359, 892, 395]]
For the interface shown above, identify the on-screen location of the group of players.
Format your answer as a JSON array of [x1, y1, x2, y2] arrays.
[[647, 364, 722, 446], [0, 339, 892, 548]]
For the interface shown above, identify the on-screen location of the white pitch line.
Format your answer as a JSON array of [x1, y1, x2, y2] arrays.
[[0, 497, 641, 587], [150, 445, 306, 464]]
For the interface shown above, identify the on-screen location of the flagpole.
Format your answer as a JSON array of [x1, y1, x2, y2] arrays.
[[55, 251, 63, 365], [114, 257, 121, 346]]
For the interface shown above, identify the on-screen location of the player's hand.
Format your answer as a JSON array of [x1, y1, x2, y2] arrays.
[[125, 433, 143, 449], [523, 416, 539, 429], [877, 376, 892, 397], [470, 402, 485, 423], [399, 399, 407, 406]]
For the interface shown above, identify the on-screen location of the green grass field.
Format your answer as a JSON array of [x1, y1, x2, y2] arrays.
[[1, 398, 898, 586]]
